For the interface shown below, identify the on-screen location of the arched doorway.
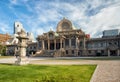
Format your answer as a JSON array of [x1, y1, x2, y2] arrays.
[[50, 40, 54, 50], [107, 44, 118, 56]]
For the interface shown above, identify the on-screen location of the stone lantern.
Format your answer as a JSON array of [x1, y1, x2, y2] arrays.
[[15, 29, 29, 65]]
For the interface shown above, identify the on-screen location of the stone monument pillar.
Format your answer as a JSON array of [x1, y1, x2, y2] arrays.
[[15, 29, 29, 65]]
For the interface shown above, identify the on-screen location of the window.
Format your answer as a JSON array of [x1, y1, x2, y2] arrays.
[[72, 50, 74, 54], [101, 50, 104, 54], [66, 50, 68, 54], [16, 47, 18, 50], [39, 41, 42, 47], [100, 43, 103, 47], [65, 39, 69, 46], [95, 50, 97, 53], [88, 50, 91, 54], [71, 39, 75, 46], [109, 42, 112, 45], [62, 22, 70, 29], [30, 46, 32, 49], [29, 51, 31, 54], [80, 41, 82, 47], [114, 42, 117, 45], [17, 24, 19, 27], [44, 40, 48, 49], [49, 33, 54, 39]]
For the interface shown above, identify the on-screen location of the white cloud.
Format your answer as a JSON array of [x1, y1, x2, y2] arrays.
[[32, 28, 45, 36], [2, 0, 120, 38], [0, 23, 12, 34], [27, 1, 120, 37], [84, 3, 120, 37], [10, 0, 18, 5]]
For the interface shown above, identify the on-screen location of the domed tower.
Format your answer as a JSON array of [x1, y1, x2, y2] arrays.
[[56, 18, 75, 32]]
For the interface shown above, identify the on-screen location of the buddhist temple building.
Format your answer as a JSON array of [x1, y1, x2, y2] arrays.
[[5, 18, 120, 57], [36, 18, 90, 57]]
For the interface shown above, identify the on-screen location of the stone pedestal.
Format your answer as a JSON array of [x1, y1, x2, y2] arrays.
[[15, 57, 29, 65]]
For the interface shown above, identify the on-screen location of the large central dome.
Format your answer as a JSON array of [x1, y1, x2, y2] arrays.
[[56, 18, 73, 32]]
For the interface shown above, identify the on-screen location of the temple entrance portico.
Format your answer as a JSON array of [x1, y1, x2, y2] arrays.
[[43, 39, 64, 51]]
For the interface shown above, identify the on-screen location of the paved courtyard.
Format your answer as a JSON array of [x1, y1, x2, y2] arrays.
[[0, 57, 120, 82]]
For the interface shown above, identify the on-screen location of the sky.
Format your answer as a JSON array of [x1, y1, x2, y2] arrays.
[[0, 0, 120, 38]]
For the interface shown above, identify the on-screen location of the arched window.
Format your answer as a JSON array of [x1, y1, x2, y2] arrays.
[[62, 22, 70, 29], [65, 39, 69, 46], [49, 33, 54, 39]]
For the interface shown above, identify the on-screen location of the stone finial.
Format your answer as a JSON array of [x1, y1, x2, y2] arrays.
[[50, 27, 53, 31], [63, 17, 66, 19]]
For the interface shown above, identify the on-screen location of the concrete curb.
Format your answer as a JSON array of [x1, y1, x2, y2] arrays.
[[90, 65, 99, 82]]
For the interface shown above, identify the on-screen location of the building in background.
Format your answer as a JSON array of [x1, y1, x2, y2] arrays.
[[103, 29, 120, 37], [27, 42, 37, 56], [6, 21, 36, 56], [27, 32, 35, 42], [86, 29, 120, 56]]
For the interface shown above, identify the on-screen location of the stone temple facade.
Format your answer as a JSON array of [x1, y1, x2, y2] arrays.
[[36, 18, 120, 57], [36, 18, 90, 57]]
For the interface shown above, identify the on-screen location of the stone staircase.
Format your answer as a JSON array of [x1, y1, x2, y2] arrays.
[[34, 50, 55, 57], [34, 48, 66, 57]]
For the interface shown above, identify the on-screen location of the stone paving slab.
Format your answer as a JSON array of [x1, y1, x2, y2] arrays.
[[90, 61, 120, 82]]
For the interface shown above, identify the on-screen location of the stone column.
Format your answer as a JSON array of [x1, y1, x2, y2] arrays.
[[75, 37, 78, 56], [83, 38, 86, 49], [69, 38, 71, 48], [83, 37, 86, 56], [76, 37, 78, 49], [63, 39, 65, 48], [108, 49, 110, 56], [14, 47, 16, 56], [54, 39, 56, 50], [60, 39, 62, 49], [117, 49, 119, 56], [48, 40, 50, 50], [42, 40, 45, 50], [36, 41, 39, 51]]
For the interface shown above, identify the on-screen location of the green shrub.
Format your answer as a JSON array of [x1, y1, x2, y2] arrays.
[[0, 44, 6, 56]]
